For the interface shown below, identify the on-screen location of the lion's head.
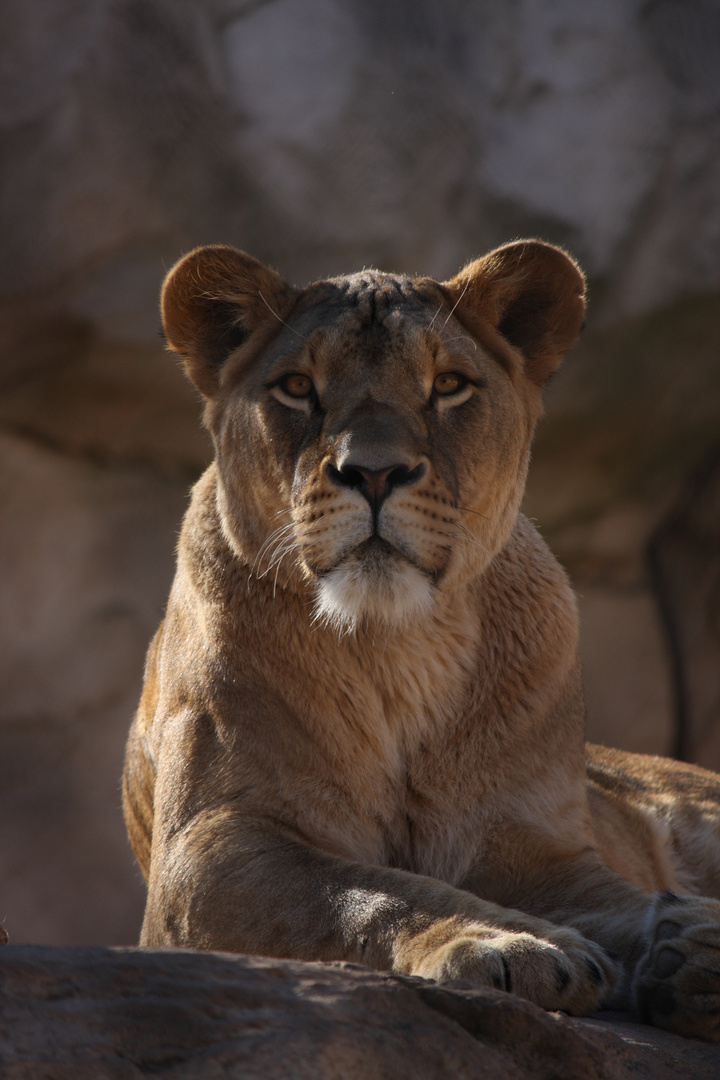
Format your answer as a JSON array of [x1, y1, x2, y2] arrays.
[[161, 241, 584, 631]]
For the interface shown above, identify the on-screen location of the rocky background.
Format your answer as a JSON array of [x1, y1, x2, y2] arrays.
[[1, 0, 719, 949]]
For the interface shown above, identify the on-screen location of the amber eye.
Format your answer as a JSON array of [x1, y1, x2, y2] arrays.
[[280, 373, 314, 398], [433, 372, 465, 396]]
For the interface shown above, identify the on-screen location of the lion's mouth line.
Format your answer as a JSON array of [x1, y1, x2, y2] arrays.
[[309, 535, 439, 585]]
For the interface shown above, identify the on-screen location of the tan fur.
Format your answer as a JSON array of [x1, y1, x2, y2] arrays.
[[124, 241, 720, 1040]]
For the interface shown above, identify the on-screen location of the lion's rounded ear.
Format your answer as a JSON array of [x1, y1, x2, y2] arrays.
[[443, 241, 586, 387], [161, 245, 298, 397]]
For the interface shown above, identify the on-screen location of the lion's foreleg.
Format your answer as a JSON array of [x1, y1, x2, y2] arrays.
[[141, 809, 615, 1016]]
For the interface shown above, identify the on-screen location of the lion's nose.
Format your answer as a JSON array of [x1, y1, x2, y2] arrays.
[[326, 461, 425, 508]]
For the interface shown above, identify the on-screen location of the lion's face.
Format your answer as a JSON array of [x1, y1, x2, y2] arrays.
[[161, 243, 585, 630], [213, 275, 534, 630]]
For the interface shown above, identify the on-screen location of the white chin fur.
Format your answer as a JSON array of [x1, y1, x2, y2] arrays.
[[314, 557, 435, 634]]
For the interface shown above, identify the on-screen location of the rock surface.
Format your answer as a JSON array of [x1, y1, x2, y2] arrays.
[[2, 946, 720, 1080], [0, 0, 718, 947]]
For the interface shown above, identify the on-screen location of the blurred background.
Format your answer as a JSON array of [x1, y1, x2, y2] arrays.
[[1, 0, 718, 947]]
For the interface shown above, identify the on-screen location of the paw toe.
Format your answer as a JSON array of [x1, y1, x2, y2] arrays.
[[634, 899, 720, 1038], [653, 945, 684, 979]]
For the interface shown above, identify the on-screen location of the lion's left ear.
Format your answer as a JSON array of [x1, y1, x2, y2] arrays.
[[442, 240, 585, 387]]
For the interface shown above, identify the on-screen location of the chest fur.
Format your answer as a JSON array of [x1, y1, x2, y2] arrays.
[[224, 592, 492, 881]]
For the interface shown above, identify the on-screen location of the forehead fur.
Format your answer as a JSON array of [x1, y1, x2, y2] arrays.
[[242, 268, 519, 394], [288, 270, 442, 333]]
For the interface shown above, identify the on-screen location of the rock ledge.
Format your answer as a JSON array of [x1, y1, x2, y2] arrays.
[[1, 946, 719, 1078]]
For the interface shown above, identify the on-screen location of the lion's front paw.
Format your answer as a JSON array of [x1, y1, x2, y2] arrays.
[[634, 892, 720, 1042], [404, 921, 616, 1015]]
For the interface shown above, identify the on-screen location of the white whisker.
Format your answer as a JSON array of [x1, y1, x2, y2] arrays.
[[441, 277, 470, 330], [456, 504, 489, 522], [273, 554, 285, 598], [257, 538, 300, 579], [426, 302, 444, 332], [437, 528, 492, 557], [258, 291, 305, 341], [442, 334, 477, 351], [252, 521, 296, 575], [455, 519, 482, 543], [254, 512, 334, 581]]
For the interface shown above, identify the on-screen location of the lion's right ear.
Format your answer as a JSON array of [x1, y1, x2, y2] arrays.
[[161, 245, 298, 397]]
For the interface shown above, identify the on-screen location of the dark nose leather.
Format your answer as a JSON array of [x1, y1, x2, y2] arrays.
[[326, 461, 425, 509]]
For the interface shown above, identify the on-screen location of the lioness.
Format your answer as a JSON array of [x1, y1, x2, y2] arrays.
[[124, 240, 720, 1041]]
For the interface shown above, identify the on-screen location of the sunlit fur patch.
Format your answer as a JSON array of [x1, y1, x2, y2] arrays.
[[313, 548, 435, 634]]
